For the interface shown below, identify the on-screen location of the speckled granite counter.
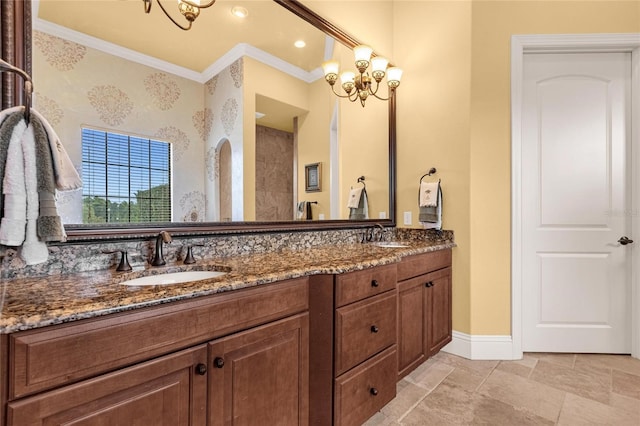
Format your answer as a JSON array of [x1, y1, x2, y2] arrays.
[[0, 240, 454, 334]]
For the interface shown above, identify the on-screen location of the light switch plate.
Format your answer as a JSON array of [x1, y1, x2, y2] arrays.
[[403, 211, 412, 225]]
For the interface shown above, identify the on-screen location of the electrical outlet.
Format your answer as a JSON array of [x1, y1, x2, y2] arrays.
[[379, 212, 386, 219], [318, 213, 325, 220], [403, 211, 412, 225]]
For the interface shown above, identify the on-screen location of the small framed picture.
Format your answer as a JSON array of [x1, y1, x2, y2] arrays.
[[305, 163, 321, 192]]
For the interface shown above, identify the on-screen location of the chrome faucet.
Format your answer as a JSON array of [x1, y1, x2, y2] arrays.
[[151, 231, 172, 266]]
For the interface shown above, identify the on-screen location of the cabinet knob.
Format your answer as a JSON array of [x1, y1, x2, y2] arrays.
[[214, 357, 225, 368], [425, 281, 434, 288], [370, 325, 379, 333], [371, 279, 379, 288], [195, 363, 207, 375], [370, 387, 379, 396]]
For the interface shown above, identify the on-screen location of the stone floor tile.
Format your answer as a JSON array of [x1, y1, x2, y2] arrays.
[[436, 351, 499, 376], [527, 352, 576, 368], [404, 381, 553, 426], [478, 368, 565, 422], [609, 393, 640, 416], [496, 359, 534, 379], [379, 379, 430, 420], [530, 359, 612, 404], [612, 369, 640, 400], [557, 393, 640, 426], [405, 360, 454, 390], [362, 411, 401, 426], [575, 353, 640, 377]]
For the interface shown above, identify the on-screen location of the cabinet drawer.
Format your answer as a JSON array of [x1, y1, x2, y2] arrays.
[[335, 263, 396, 307], [335, 291, 396, 375], [9, 277, 308, 399], [334, 346, 397, 426], [397, 249, 451, 281]]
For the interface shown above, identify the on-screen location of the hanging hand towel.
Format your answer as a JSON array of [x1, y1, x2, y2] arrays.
[[31, 109, 82, 191], [20, 120, 49, 264], [419, 182, 442, 230], [0, 117, 27, 246], [419, 181, 439, 207], [348, 188, 369, 220], [347, 187, 363, 208], [0, 110, 26, 226]]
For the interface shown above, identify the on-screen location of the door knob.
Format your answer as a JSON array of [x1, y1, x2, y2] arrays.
[[618, 236, 634, 245]]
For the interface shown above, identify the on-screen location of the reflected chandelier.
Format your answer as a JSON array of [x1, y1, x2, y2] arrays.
[[143, 0, 216, 31], [322, 45, 402, 107]]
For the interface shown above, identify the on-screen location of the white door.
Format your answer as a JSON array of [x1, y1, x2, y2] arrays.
[[521, 52, 632, 353]]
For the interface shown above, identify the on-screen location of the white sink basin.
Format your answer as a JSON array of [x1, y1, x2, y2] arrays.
[[374, 242, 410, 248], [120, 270, 227, 286]]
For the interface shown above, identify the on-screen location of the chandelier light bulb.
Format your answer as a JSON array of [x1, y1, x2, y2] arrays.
[[353, 45, 373, 72], [386, 67, 403, 88]]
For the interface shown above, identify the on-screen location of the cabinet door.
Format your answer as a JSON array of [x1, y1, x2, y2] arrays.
[[426, 267, 452, 356], [7, 345, 208, 426], [208, 313, 309, 426], [397, 277, 427, 379]]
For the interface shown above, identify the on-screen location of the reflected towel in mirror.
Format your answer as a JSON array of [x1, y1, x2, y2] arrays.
[[348, 188, 368, 220]]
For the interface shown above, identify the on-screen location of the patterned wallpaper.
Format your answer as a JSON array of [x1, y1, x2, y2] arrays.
[[33, 31, 208, 224]]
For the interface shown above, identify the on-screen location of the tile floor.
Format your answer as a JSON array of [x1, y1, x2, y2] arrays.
[[365, 352, 640, 425]]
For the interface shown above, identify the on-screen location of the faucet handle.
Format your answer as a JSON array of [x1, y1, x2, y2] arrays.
[[183, 244, 205, 265], [102, 250, 133, 272]]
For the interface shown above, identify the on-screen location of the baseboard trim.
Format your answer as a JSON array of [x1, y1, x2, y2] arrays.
[[442, 331, 517, 360]]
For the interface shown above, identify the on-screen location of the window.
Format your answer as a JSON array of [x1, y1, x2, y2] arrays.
[[82, 128, 172, 223]]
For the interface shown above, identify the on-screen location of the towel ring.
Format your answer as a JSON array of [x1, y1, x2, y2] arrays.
[[419, 167, 437, 184], [357, 176, 366, 190]]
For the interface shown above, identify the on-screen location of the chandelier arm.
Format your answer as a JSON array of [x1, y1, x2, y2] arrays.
[[143, 0, 152, 13], [370, 91, 391, 101], [181, 0, 216, 8], [155, 0, 192, 30], [330, 85, 355, 100]]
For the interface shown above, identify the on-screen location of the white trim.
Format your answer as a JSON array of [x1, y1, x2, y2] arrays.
[[511, 33, 640, 360], [442, 331, 515, 360], [32, 0, 321, 85]]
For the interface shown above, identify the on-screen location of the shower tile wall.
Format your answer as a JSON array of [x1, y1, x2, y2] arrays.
[[255, 125, 294, 221]]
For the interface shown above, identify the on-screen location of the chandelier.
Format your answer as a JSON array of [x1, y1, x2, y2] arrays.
[[322, 45, 402, 107], [143, 0, 216, 31]]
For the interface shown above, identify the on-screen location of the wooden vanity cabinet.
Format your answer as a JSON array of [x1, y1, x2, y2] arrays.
[[208, 313, 308, 426], [2, 278, 309, 426], [308, 264, 399, 426], [7, 345, 209, 426], [397, 250, 452, 379]]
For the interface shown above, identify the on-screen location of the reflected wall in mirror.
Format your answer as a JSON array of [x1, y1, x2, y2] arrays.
[[11, 0, 396, 238]]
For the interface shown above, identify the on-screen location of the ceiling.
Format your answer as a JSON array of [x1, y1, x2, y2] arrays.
[[36, 0, 328, 73]]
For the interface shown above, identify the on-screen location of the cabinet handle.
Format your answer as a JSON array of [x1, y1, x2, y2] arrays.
[[370, 387, 379, 396], [214, 357, 225, 368], [371, 279, 379, 288], [370, 325, 379, 333], [425, 281, 434, 288], [195, 363, 207, 375]]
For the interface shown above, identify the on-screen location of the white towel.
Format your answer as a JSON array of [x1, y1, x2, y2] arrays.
[[0, 119, 27, 246], [420, 181, 440, 207], [21, 122, 49, 264], [347, 187, 364, 208], [31, 109, 82, 191]]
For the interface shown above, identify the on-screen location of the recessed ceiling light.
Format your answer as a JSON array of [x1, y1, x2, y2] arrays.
[[231, 6, 248, 18], [294, 40, 306, 48]]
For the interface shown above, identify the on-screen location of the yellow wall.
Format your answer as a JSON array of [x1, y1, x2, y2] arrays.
[[468, 1, 640, 334], [394, 0, 473, 333]]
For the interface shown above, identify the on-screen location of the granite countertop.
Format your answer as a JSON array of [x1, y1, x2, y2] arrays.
[[0, 241, 454, 334]]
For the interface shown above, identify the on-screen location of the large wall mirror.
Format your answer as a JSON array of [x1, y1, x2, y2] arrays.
[[1, 0, 396, 240]]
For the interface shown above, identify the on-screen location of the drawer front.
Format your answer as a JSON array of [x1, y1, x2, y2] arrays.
[[397, 249, 451, 282], [9, 277, 308, 399], [335, 291, 396, 375], [335, 263, 397, 307], [334, 346, 397, 426]]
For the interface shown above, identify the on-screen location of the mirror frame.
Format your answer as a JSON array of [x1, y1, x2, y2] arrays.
[[1, 0, 396, 241]]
